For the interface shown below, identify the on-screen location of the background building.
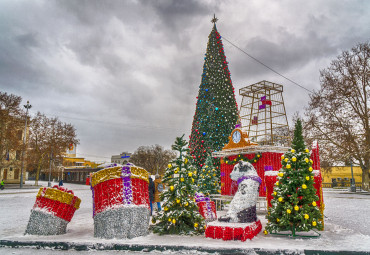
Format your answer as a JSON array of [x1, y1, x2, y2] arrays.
[[111, 152, 131, 165], [0, 126, 28, 184], [322, 166, 362, 186]]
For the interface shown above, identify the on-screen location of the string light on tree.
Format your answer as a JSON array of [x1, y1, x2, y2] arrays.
[[152, 135, 205, 235], [265, 119, 323, 237]]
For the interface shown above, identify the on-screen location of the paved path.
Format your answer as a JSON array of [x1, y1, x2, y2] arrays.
[[324, 191, 370, 235]]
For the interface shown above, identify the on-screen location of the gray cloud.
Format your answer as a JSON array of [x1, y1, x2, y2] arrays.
[[0, 0, 369, 162]]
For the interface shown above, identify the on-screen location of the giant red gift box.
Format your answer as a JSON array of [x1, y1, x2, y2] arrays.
[[33, 185, 81, 222], [91, 164, 150, 217]]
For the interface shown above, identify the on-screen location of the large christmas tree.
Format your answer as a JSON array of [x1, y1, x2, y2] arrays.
[[189, 16, 239, 170], [265, 119, 323, 236], [152, 135, 205, 235]]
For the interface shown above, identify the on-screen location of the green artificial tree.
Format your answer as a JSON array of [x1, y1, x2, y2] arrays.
[[152, 135, 205, 235], [197, 156, 221, 196], [265, 119, 323, 236], [189, 16, 239, 171]]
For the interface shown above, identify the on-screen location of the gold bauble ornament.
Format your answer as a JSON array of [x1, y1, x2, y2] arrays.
[[194, 223, 198, 228], [302, 184, 307, 189], [168, 164, 172, 168], [304, 214, 309, 219], [312, 221, 317, 226], [278, 197, 283, 202], [287, 209, 291, 214], [294, 205, 299, 211], [312, 201, 317, 207], [188, 172, 192, 177], [286, 164, 291, 169], [291, 149, 295, 153], [292, 157, 297, 162], [170, 186, 174, 191]]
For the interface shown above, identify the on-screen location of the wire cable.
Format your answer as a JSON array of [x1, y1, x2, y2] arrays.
[[222, 36, 314, 93]]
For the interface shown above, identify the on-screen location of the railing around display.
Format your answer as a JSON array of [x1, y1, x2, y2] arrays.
[[322, 182, 362, 191], [209, 194, 267, 213]]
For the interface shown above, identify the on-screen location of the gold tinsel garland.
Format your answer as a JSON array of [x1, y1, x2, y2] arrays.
[[91, 166, 149, 188], [36, 188, 81, 209], [91, 167, 122, 187]]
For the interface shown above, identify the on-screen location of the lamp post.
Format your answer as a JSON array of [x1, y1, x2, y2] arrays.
[[350, 157, 356, 192], [20, 101, 32, 188], [48, 151, 53, 187]]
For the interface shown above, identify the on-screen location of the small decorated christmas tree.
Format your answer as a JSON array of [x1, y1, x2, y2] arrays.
[[152, 135, 205, 235], [197, 156, 220, 196], [265, 119, 323, 236]]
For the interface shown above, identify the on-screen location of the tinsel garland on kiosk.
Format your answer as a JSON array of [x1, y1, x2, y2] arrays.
[[91, 163, 150, 239], [224, 152, 262, 165], [25, 185, 81, 235]]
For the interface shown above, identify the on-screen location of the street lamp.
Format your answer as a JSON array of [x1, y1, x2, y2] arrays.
[[48, 151, 53, 187], [20, 101, 32, 188], [350, 157, 356, 192]]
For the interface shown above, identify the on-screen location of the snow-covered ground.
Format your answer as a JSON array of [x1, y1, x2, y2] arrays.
[[1, 181, 370, 254]]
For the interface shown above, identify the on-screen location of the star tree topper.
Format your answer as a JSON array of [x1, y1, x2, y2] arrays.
[[211, 14, 218, 24]]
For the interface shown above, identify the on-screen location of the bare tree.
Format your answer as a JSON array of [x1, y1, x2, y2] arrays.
[[27, 112, 79, 185], [305, 42, 369, 190], [130, 144, 176, 175]]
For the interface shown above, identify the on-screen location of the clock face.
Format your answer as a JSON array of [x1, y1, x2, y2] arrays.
[[232, 130, 241, 144]]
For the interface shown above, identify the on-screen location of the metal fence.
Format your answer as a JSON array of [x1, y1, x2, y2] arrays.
[[322, 182, 362, 191], [210, 194, 268, 213]]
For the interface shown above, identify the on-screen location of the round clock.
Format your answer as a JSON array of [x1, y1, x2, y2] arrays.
[[232, 130, 241, 144]]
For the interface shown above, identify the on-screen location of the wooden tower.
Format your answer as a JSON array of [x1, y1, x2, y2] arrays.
[[239, 80, 290, 146]]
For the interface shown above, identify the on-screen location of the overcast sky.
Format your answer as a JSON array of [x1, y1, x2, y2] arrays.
[[0, 0, 369, 162]]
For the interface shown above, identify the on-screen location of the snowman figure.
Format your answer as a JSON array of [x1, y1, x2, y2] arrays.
[[219, 160, 261, 223]]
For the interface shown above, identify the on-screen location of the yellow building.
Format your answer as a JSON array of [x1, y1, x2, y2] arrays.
[[322, 166, 362, 183], [62, 157, 99, 168], [0, 124, 29, 184]]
